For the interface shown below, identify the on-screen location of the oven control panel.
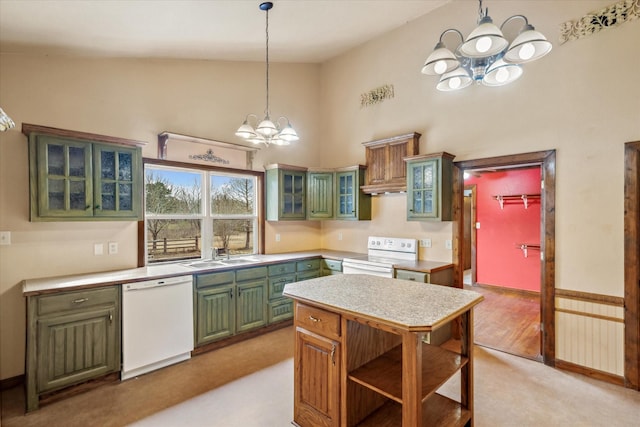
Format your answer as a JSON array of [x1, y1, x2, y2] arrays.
[[367, 236, 417, 255]]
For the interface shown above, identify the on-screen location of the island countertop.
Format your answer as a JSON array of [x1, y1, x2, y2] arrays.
[[283, 273, 483, 331]]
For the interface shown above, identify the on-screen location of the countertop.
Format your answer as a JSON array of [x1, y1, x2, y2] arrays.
[[22, 250, 454, 296], [283, 274, 483, 331]]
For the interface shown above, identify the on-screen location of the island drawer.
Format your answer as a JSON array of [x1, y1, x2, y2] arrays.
[[295, 303, 340, 339], [37, 286, 118, 316]]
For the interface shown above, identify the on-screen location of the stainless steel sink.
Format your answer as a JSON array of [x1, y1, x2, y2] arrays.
[[220, 257, 259, 265], [183, 260, 224, 268]]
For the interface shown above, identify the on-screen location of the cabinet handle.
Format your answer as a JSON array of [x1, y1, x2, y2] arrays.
[[73, 298, 89, 304], [306, 264, 312, 268], [308, 315, 320, 323], [229, 289, 233, 299], [95, 205, 101, 209], [85, 205, 91, 210], [408, 278, 415, 281], [330, 344, 336, 366], [109, 313, 113, 323]]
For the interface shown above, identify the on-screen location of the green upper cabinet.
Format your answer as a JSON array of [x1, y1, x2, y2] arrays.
[[335, 165, 370, 220], [265, 164, 308, 221], [307, 171, 334, 220], [405, 152, 455, 221], [25, 124, 144, 221]]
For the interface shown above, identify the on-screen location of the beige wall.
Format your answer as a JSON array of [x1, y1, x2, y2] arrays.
[[1, 0, 639, 380]]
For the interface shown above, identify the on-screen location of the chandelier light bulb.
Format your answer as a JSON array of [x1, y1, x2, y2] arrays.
[[475, 36, 492, 53], [495, 67, 509, 83], [449, 77, 461, 89], [434, 60, 448, 74], [519, 42, 535, 60]]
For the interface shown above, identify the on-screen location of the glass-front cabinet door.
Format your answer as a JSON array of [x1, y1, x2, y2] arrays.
[[405, 153, 454, 221], [335, 165, 370, 221], [94, 144, 142, 218], [36, 136, 93, 218], [280, 170, 306, 219]]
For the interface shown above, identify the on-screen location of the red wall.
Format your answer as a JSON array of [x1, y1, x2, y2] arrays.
[[466, 168, 541, 292]]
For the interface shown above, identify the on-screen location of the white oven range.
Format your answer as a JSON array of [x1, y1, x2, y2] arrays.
[[342, 236, 418, 278]]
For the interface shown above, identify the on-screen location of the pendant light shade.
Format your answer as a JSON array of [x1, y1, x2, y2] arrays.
[[236, 2, 298, 147], [436, 68, 473, 92], [421, 42, 460, 75], [503, 25, 553, 64], [421, 0, 551, 91], [459, 16, 508, 58], [0, 108, 15, 132], [482, 59, 523, 86]]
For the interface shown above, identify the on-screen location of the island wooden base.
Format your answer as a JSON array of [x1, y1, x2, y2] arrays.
[[292, 301, 475, 427]]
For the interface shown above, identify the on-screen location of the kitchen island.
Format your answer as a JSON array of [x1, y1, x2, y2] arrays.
[[283, 274, 483, 427]]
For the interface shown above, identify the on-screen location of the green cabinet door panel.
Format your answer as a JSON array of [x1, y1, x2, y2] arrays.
[[37, 307, 118, 393], [335, 166, 371, 220], [236, 280, 267, 333], [265, 167, 307, 221], [35, 136, 94, 218], [308, 172, 334, 220], [406, 153, 454, 221], [93, 144, 142, 218], [196, 284, 235, 345]]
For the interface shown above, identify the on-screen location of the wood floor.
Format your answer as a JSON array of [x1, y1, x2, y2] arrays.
[[465, 283, 542, 361]]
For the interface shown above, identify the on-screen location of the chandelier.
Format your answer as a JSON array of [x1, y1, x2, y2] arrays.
[[0, 108, 15, 132], [236, 2, 298, 147], [421, 0, 552, 91]]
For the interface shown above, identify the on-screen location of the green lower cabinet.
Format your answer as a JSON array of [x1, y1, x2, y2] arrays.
[[236, 279, 267, 333], [26, 286, 120, 412], [321, 259, 342, 276], [195, 283, 235, 345], [296, 259, 320, 282], [268, 298, 294, 324]]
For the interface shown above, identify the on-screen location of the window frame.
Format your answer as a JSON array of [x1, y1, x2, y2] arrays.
[[139, 158, 265, 266]]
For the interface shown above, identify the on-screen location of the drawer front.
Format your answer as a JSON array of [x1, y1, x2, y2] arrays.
[[296, 303, 340, 339], [269, 299, 294, 324], [268, 262, 296, 276], [268, 274, 296, 300], [37, 286, 118, 316], [196, 271, 235, 289], [296, 259, 320, 272], [395, 269, 427, 282], [236, 266, 268, 282], [321, 259, 342, 272], [297, 270, 320, 282]]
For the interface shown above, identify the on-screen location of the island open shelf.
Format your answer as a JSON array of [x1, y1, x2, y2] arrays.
[[348, 343, 468, 404]]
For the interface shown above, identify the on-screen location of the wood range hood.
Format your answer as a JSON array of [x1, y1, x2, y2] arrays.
[[360, 132, 420, 195]]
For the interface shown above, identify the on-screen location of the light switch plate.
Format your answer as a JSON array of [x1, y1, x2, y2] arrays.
[[445, 239, 452, 250], [94, 243, 104, 255], [275, 234, 281, 242], [0, 231, 11, 245]]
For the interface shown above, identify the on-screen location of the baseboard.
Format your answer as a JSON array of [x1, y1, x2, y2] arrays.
[[471, 282, 540, 297], [555, 359, 625, 387], [192, 320, 293, 356], [0, 374, 24, 391]]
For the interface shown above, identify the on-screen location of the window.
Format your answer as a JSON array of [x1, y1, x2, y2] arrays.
[[144, 163, 260, 264]]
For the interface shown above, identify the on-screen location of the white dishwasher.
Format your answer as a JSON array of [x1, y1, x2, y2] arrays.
[[122, 275, 194, 380]]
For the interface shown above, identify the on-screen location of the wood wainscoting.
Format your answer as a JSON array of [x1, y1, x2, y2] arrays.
[[555, 289, 625, 386]]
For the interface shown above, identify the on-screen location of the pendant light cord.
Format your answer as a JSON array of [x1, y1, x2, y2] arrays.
[[264, 6, 270, 118]]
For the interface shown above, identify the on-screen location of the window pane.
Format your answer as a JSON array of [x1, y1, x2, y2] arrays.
[[212, 219, 254, 256], [147, 219, 202, 262], [211, 175, 254, 215], [145, 169, 202, 214]]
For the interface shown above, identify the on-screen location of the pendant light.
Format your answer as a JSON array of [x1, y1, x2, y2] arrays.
[[236, 2, 298, 147], [0, 108, 15, 132]]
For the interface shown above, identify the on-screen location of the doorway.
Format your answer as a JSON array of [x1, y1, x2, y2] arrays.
[[454, 150, 556, 366], [462, 170, 541, 361]]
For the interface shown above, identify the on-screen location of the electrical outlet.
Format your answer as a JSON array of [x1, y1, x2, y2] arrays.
[[94, 243, 104, 256], [445, 239, 452, 250], [108, 242, 118, 255], [0, 231, 11, 245], [419, 238, 431, 248], [275, 234, 281, 242]]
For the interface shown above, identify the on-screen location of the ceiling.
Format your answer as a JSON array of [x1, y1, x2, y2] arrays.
[[0, 0, 449, 63]]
